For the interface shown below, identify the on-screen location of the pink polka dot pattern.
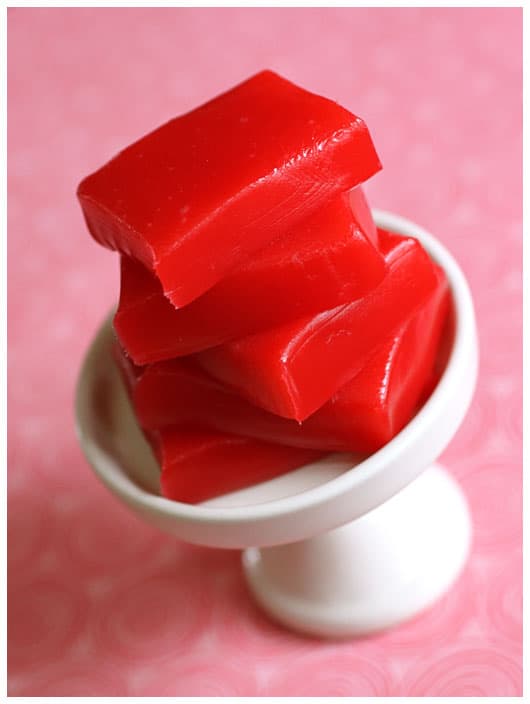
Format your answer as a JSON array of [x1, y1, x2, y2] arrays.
[[7, 7, 521, 697]]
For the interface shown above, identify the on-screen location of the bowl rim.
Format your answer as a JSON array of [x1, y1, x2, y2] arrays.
[[75, 208, 478, 525]]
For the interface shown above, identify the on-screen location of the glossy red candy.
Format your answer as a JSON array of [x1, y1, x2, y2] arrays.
[[300, 264, 450, 451], [196, 229, 440, 421], [114, 189, 385, 363], [152, 427, 324, 504], [78, 70, 381, 308], [114, 261, 449, 454]]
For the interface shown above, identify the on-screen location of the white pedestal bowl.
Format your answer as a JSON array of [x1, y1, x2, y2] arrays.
[[75, 210, 478, 638]]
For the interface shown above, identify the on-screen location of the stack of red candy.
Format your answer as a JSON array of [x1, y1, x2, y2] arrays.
[[78, 71, 450, 504]]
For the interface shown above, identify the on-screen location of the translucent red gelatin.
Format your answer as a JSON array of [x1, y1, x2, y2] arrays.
[[114, 258, 449, 454], [78, 70, 381, 308], [195, 230, 440, 421], [114, 189, 385, 363], [153, 427, 324, 504]]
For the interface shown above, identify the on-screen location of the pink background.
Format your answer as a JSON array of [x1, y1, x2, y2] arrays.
[[7, 7, 522, 697]]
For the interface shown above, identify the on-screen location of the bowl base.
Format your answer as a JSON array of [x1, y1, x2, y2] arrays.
[[242, 463, 471, 638]]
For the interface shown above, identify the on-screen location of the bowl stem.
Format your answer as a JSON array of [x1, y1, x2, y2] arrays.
[[242, 463, 471, 638]]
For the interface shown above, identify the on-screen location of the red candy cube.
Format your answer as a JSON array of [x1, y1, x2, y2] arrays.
[[153, 427, 324, 504], [114, 257, 449, 454], [78, 70, 381, 308], [195, 230, 439, 421], [114, 189, 385, 363]]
